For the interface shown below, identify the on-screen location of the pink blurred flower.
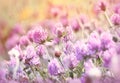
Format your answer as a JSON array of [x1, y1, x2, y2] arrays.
[[11, 24, 24, 36], [36, 45, 46, 57], [111, 13, 120, 25], [5, 35, 20, 50], [27, 30, 34, 42], [48, 58, 63, 76], [63, 53, 78, 69], [94, 0, 107, 14], [114, 3, 120, 15], [88, 31, 101, 51], [19, 35, 30, 46], [53, 23, 64, 37], [70, 18, 80, 32], [32, 27, 48, 44]]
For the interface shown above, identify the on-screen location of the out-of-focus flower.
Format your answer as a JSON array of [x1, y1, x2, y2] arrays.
[[32, 27, 48, 44], [29, 56, 40, 66], [25, 45, 36, 59], [53, 23, 64, 37], [19, 35, 30, 46], [102, 48, 116, 67], [49, 5, 62, 17], [70, 18, 80, 32], [110, 55, 120, 79], [79, 14, 88, 25], [94, 0, 107, 14], [25, 45, 40, 66], [64, 41, 74, 55], [27, 30, 34, 42], [63, 53, 78, 69], [100, 31, 114, 50], [36, 45, 46, 57], [111, 14, 120, 25], [0, 67, 7, 82], [84, 60, 101, 78], [114, 3, 120, 15], [62, 26, 75, 42], [5, 34, 20, 50], [60, 12, 68, 27], [116, 43, 120, 54], [88, 31, 101, 53], [75, 41, 89, 60], [48, 58, 63, 76], [11, 24, 24, 35]]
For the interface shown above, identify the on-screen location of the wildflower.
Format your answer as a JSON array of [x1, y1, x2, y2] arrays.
[[19, 35, 30, 46], [94, 0, 107, 14], [88, 31, 101, 54], [63, 53, 78, 69], [36, 45, 46, 57], [75, 41, 89, 60], [111, 13, 120, 25], [114, 3, 120, 14], [48, 58, 63, 76], [32, 27, 47, 44]]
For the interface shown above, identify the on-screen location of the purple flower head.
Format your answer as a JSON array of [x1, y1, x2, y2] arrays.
[[25, 45, 41, 66], [63, 53, 78, 69], [70, 18, 80, 32], [94, 0, 107, 14], [75, 41, 89, 61], [62, 26, 75, 42], [111, 14, 120, 25], [100, 32, 114, 50], [27, 30, 34, 42], [0, 62, 8, 82], [29, 56, 40, 66], [88, 31, 101, 53], [60, 12, 68, 27], [53, 23, 64, 37], [11, 24, 24, 35], [19, 35, 30, 46], [50, 6, 61, 17], [5, 34, 20, 50], [64, 41, 74, 55], [114, 3, 120, 14], [36, 45, 46, 57], [48, 58, 63, 76], [0, 69, 7, 82], [116, 43, 120, 55], [102, 48, 117, 67], [32, 26, 47, 44], [25, 45, 36, 60], [79, 14, 88, 24]]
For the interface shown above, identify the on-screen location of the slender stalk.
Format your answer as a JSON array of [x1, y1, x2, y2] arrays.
[[104, 11, 113, 28], [30, 66, 36, 78], [58, 58, 65, 70]]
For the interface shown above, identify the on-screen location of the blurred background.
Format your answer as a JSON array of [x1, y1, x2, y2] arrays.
[[0, 0, 119, 59]]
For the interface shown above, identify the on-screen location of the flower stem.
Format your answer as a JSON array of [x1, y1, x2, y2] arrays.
[[58, 58, 65, 70], [104, 11, 113, 28], [30, 66, 36, 78]]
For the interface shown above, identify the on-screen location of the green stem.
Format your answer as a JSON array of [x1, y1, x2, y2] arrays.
[[30, 66, 36, 78], [58, 58, 65, 70]]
